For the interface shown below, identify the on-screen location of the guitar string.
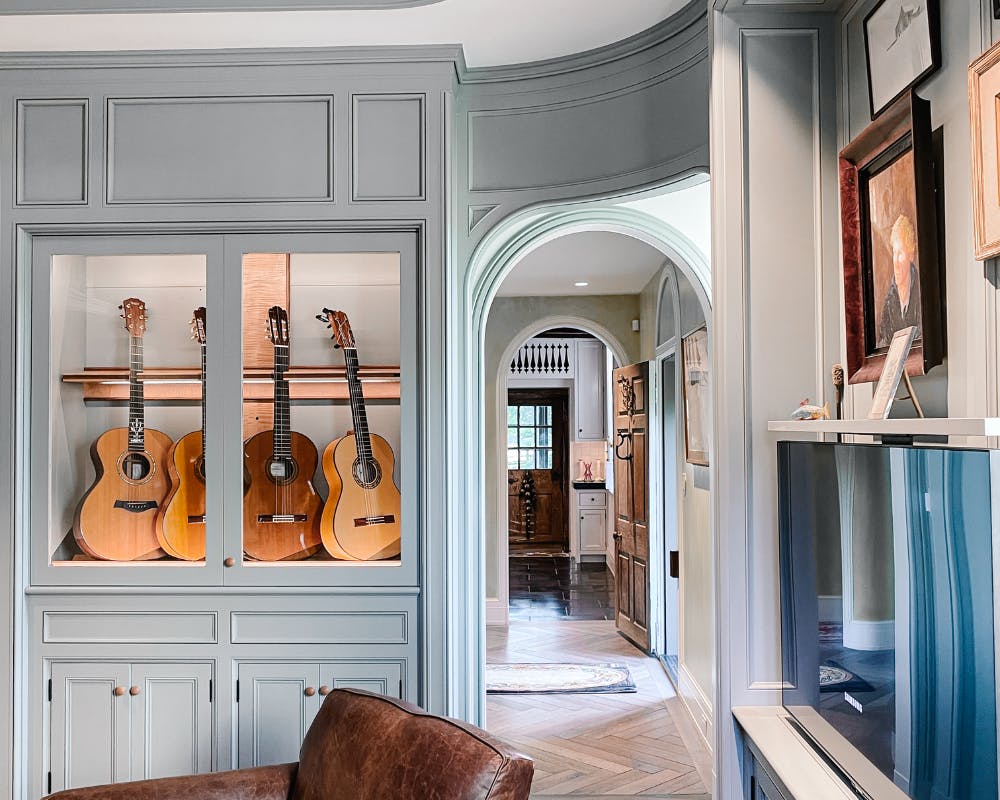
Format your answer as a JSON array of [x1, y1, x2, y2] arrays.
[[346, 346, 376, 527]]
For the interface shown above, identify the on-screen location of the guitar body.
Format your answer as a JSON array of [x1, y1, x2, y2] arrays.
[[242, 430, 323, 561], [157, 430, 206, 561], [73, 427, 173, 561], [320, 432, 401, 561]]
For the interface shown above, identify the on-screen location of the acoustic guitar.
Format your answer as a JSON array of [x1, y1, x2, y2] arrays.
[[73, 298, 173, 561], [316, 309, 401, 561], [156, 307, 207, 561], [242, 306, 323, 561]]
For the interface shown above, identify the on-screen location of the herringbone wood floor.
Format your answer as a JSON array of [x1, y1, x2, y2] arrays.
[[486, 620, 712, 798]]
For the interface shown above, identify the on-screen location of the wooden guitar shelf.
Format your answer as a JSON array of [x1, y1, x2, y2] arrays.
[[62, 366, 401, 401]]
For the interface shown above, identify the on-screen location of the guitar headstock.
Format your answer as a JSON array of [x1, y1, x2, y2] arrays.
[[191, 307, 207, 345], [316, 308, 356, 350], [267, 305, 290, 347], [120, 298, 147, 337]]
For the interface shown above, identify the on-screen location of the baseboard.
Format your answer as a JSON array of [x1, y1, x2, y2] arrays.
[[486, 598, 509, 627], [677, 662, 714, 756]]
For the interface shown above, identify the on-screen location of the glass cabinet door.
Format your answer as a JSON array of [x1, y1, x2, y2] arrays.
[[223, 233, 417, 586], [28, 236, 224, 585]]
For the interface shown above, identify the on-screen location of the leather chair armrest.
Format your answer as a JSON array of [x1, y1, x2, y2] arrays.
[[46, 762, 297, 800]]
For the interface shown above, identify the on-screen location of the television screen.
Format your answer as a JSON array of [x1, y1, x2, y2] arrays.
[[779, 441, 999, 800]]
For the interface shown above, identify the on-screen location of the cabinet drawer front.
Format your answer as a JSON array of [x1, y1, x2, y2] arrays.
[[578, 491, 607, 508], [231, 611, 408, 644], [43, 612, 218, 644]]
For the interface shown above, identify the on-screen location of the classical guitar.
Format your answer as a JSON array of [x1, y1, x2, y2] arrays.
[[73, 298, 173, 561], [156, 307, 208, 561], [316, 309, 401, 561], [242, 306, 323, 561]]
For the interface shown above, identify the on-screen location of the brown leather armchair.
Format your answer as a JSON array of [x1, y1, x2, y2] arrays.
[[46, 688, 533, 800]]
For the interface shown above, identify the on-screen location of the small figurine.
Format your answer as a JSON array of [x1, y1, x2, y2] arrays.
[[791, 398, 831, 421], [582, 461, 594, 482]]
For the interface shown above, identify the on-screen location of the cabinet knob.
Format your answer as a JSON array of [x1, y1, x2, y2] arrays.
[[318, 685, 331, 696], [224, 557, 236, 568], [304, 686, 316, 697], [113, 686, 126, 697], [129, 686, 141, 696]]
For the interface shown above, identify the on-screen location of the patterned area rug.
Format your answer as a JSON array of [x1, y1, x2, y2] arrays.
[[486, 663, 636, 694], [819, 661, 874, 693]]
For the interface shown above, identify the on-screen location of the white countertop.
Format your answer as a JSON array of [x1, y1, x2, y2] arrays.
[[733, 707, 856, 800], [767, 418, 1000, 437]]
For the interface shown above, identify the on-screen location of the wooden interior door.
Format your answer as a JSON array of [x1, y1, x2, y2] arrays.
[[613, 362, 650, 651], [506, 389, 569, 551]]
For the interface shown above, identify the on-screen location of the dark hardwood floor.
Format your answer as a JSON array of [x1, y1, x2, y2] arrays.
[[508, 556, 615, 621]]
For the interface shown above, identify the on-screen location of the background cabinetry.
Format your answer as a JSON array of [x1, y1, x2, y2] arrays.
[[575, 339, 606, 441], [578, 490, 607, 556]]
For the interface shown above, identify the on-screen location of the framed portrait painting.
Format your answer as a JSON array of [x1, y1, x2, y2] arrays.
[[839, 91, 943, 385], [681, 327, 709, 467], [864, 0, 940, 119]]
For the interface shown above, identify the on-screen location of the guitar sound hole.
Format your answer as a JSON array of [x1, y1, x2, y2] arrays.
[[352, 458, 382, 490], [121, 453, 152, 483], [267, 456, 298, 485]]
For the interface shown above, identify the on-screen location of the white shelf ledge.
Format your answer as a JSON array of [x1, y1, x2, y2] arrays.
[[767, 418, 1000, 438]]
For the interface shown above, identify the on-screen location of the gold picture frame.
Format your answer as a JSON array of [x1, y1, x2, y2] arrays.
[[970, 39, 1000, 260], [681, 327, 709, 467]]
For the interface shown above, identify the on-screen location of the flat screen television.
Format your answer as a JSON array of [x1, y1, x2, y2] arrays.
[[778, 441, 1000, 800]]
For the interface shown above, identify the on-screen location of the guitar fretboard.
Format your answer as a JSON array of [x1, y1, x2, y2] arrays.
[[344, 348, 373, 464], [128, 335, 145, 452], [200, 342, 207, 462], [272, 344, 291, 458]]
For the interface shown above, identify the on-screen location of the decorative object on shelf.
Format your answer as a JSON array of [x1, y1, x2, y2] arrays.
[[317, 308, 401, 561], [840, 90, 943, 385], [156, 307, 208, 561], [242, 305, 323, 561], [863, 0, 940, 118], [868, 325, 921, 419], [791, 400, 830, 421], [681, 326, 709, 466], [73, 298, 173, 561], [517, 472, 536, 543], [832, 364, 845, 420], [582, 461, 594, 482], [969, 38, 1000, 260]]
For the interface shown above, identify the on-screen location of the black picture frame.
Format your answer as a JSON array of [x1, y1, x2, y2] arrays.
[[994, 0, 999, 20], [863, 0, 941, 119]]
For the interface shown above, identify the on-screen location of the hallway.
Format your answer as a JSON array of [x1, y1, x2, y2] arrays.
[[487, 620, 711, 798]]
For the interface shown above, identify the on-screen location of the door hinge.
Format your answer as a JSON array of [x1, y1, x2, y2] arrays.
[[47, 772, 52, 794], [235, 680, 239, 702], [208, 680, 213, 703], [47, 679, 52, 702]]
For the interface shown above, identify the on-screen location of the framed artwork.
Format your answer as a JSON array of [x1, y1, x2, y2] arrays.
[[864, 0, 940, 119], [868, 325, 918, 419], [681, 327, 709, 467], [839, 91, 943, 385], [969, 39, 1000, 260]]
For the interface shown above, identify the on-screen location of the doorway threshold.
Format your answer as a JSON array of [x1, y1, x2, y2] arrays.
[[659, 653, 680, 685]]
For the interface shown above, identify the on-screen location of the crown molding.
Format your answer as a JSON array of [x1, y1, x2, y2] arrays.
[[0, 0, 443, 13], [458, 0, 706, 85]]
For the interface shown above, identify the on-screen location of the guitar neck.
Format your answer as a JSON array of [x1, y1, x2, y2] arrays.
[[344, 348, 373, 462], [128, 335, 145, 451], [200, 342, 207, 461], [273, 343, 291, 458]]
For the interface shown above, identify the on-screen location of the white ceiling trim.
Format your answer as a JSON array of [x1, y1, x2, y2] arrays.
[[0, 0, 688, 67]]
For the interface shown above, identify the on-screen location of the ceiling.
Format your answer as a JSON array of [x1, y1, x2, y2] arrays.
[[0, 0, 690, 66], [496, 231, 666, 297]]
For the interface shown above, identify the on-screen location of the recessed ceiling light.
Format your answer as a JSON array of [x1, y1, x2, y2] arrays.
[[574, 281, 589, 287]]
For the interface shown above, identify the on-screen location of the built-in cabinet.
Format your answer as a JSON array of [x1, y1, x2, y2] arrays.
[[577, 492, 607, 556], [575, 339, 606, 441]]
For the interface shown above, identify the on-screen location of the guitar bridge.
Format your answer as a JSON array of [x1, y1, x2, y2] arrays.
[[257, 514, 307, 523], [114, 500, 157, 513], [353, 514, 396, 527]]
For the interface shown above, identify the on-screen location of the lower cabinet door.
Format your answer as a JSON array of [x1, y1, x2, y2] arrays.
[[579, 509, 606, 553], [130, 663, 213, 781], [320, 661, 403, 699], [50, 662, 131, 793], [237, 662, 321, 769]]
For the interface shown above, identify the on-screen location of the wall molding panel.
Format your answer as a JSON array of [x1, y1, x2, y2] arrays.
[[16, 98, 88, 206], [351, 93, 425, 202]]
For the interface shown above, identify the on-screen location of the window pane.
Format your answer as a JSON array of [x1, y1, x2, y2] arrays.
[[519, 428, 536, 447], [507, 449, 520, 469], [507, 406, 518, 425], [536, 406, 552, 426], [519, 449, 536, 469], [507, 428, 518, 447], [537, 427, 551, 447], [536, 449, 552, 469], [518, 406, 534, 426]]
